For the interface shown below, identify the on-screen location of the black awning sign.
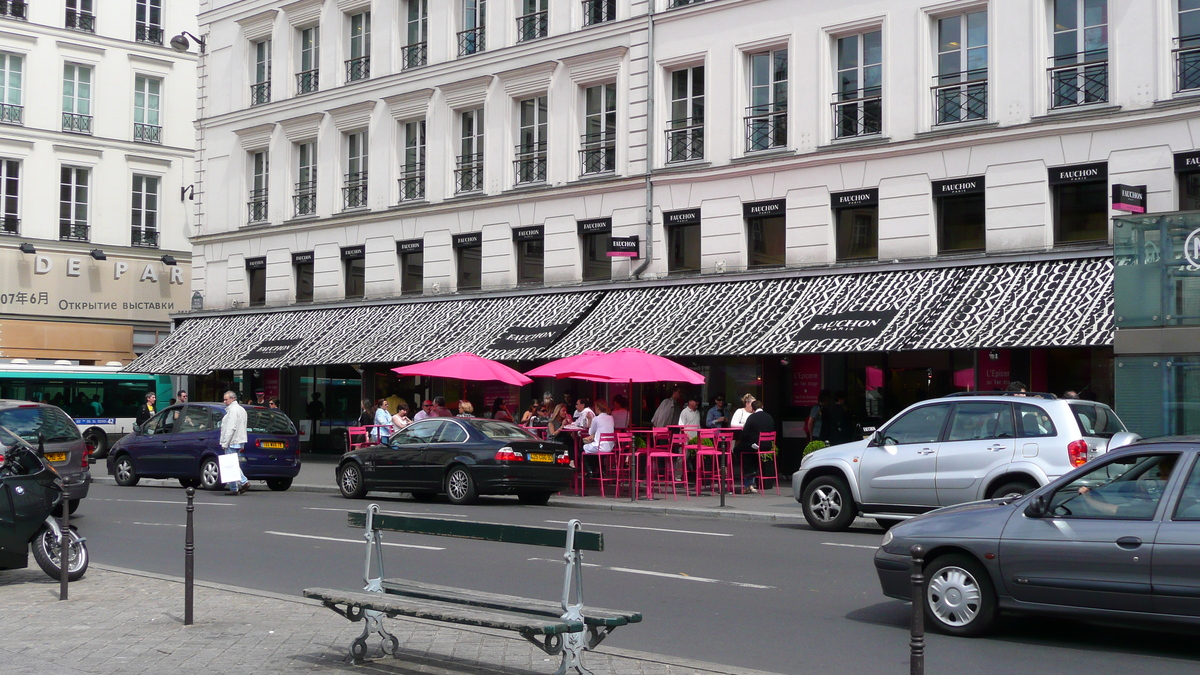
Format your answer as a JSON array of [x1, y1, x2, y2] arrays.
[[453, 232, 482, 248], [794, 309, 900, 341], [1112, 184, 1147, 213], [396, 239, 423, 254], [664, 208, 701, 227], [831, 189, 879, 208], [608, 235, 639, 258], [1049, 162, 1107, 185], [488, 324, 573, 351], [1176, 151, 1200, 173], [341, 245, 366, 260], [743, 199, 786, 218], [245, 338, 303, 360], [245, 257, 267, 271], [933, 177, 985, 197], [291, 251, 314, 265], [577, 217, 612, 235], [513, 225, 544, 242]]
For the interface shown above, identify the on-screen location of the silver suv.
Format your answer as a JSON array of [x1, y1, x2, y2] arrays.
[[793, 393, 1134, 531]]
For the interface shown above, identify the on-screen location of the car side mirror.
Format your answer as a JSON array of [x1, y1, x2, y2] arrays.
[[1024, 493, 1049, 518], [868, 430, 883, 447]]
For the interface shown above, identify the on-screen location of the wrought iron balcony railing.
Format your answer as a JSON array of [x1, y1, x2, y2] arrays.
[[514, 144, 547, 184], [248, 190, 268, 223], [134, 123, 162, 144], [399, 168, 425, 201], [250, 81, 270, 106], [59, 220, 89, 241], [744, 104, 787, 152], [1176, 42, 1200, 93], [296, 69, 319, 95], [580, 135, 615, 175], [293, 182, 317, 216], [932, 72, 988, 125], [665, 119, 704, 163], [0, 103, 22, 125], [669, 0, 704, 7], [1, 215, 18, 235], [62, 112, 92, 134], [401, 42, 427, 70], [346, 56, 370, 82], [516, 11, 548, 42], [0, 0, 27, 20], [135, 24, 163, 45], [131, 228, 159, 248], [582, 0, 616, 26], [343, 173, 368, 209], [455, 154, 484, 193], [458, 26, 486, 56], [832, 90, 882, 139], [1048, 52, 1108, 109], [65, 9, 94, 32]]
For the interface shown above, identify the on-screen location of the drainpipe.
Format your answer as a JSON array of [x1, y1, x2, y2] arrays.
[[631, 4, 656, 279]]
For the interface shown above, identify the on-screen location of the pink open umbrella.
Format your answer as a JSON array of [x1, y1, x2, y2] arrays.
[[392, 352, 533, 386], [523, 350, 607, 379], [555, 348, 705, 385]]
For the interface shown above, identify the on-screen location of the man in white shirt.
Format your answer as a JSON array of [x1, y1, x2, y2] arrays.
[[678, 398, 701, 439], [582, 401, 615, 454], [219, 390, 249, 495], [413, 400, 434, 421]]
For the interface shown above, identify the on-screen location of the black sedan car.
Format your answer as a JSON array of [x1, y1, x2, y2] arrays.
[[875, 438, 1200, 637], [336, 418, 573, 505]]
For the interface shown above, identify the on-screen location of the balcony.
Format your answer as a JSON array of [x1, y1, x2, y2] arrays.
[[343, 173, 368, 210], [582, 0, 615, 26], [293, 182, 317, 217], [0, 103, 22, 125], [665, 119, 704, 163], [135, 23, 163, 45], [59, 220, 89, 242], [250, 81, 271, 106], [516, 11, 548, 42], [296, 69, 319, 95], [399, 167, 425, 201], [1048, 52, 1108, 109], [247, 190, 268, 223], [932, 73, 987, 125], [65, 9, 94, 32], [134, 123, 162, 144], [1176, 41, 1200, 93], [346, 56, 370, 82], [0, 0, 27, 20], [580, 135, 614, 175], [1, 215, 18, 235], [832, 90, 881, 139], [62, 112, 92, 134], [455, 154, 484, 194], [131, 228, 159, 248], [458, 26, 486, 56], [745, 104, 787, 152], [514, 143, 547, 185], [401, 42, 427, 70], [669, 0, 704, 7]]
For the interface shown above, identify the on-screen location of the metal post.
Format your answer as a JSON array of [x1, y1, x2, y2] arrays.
[[909, 544, 926, 675], [185, 487, 195, 626], [59, 499, 69, 600]]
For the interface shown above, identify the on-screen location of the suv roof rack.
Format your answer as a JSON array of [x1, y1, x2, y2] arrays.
[[945, 391, 1058, 400]]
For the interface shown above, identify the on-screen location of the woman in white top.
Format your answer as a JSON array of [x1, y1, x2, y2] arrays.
[[730, 394, 756, 427], [574, 399, 595, 430], [372, 399, 393, 442], [391, 404, 412, 434], [582, 401, 615, 453]]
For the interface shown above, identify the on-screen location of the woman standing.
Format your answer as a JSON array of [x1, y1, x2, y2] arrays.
[[373, 398, 392, 442], [357, 399, 374, 427], [730, 394, 756, 427]]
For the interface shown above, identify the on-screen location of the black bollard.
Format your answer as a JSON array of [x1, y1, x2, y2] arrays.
[[909, 544, 926, 675], [185, 487, 195, 626], [59, 498, 69, 601]]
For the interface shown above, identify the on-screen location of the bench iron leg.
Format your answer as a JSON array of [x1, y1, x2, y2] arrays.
[[558, 630, 595, 675], [343, 605, 399, 663]]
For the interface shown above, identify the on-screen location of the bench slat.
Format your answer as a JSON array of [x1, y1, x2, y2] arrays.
[[347, 511, 604, 551], [303, 588, 584, 637], [381, 578, 642, 628]]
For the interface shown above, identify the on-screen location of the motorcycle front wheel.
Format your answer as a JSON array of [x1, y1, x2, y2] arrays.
[[31, 526, 89, 581]]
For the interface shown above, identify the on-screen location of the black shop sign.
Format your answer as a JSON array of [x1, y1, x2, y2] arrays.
[[1111, 184, 1147, 213], [488, 323, 572, 351], [245, 338, 303, 360], [664, 208, 701, 227], [245, 257, 267, 271], [1049, 162, 1107, 185], [1175, 151, 1200, 173], [341, 245, 366, 260], [291, 251, 314, 265], [831, 189, 879, 208], [608, 235, 639, 258], [932, 177, 985, 197], [513, 225, 544, 242], [577, 217, 612, 235], [453, 232, 482, 248], [794, 309, 900, 341], [743, 199, 786, 219], [396, 239, 423, 254]]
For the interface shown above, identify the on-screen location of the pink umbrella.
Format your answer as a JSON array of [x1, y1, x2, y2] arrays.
[[555, 348, 705, 384], [392, 352, 533, 386], [524, 351, 607, 379]]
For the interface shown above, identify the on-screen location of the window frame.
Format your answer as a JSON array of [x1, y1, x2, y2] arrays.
[[0, 52, 24, 124], [933, 9, 988, 125], [59, 165, 90, 241], [581, 82, 617, 175], [295, 140, 317, 217], [833, 28, 883, 139], [515, 95, 548, 185], [0, 157, 19, 234], [666, 65, 705, 164], [746, 47, 788, 152], [347, 11, 371, 81], [401, 119, 426, 201], [133, 74, 162, 143], [130, 174, 159, 248]]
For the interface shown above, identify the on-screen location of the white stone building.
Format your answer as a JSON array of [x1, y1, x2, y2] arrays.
[[0, 0, 197, 363]]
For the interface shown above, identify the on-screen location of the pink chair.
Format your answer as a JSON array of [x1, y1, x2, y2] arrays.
[[612, 432, 635, 497], [591, 433, 621, 498], [694, 428, 734, 496], [345, 426, 370, 451], [740, 431, 780, 495], [645, 433, 690, 501]]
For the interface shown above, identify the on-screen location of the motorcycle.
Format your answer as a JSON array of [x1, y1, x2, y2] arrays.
[[0, 426, 89, 581]]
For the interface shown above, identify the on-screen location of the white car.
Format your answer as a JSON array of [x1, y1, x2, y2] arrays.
[[792, 393, 1138, 531]]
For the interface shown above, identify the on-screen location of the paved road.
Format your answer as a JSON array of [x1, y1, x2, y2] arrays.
[[73, 483, 1200, 674]]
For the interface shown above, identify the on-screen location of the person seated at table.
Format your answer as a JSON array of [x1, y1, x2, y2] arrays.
[[456, 400, 475, 417], [492, 398, 514, 422], [547, 404, 572, 443], [527, 405, 551, 429], [678, 397, 701, 439], [520, 401, 539, 425], [610, 395, 630, 430], [575, 398, 595, 429], [583, 401, 616, 454]]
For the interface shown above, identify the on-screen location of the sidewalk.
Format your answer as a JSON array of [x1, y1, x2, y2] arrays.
[[92, 453, 810, 524], [0, 564, 787, 675]]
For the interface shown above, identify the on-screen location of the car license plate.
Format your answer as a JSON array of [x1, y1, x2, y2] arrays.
[[529, 453, 553, 463], [45, 453, 67, 463], [261, 441, 285, 449]]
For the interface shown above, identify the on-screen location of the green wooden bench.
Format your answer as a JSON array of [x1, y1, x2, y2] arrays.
[[303, 504, 642, 674]]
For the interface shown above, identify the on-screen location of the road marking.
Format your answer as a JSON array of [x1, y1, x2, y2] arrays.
[[264, 531, 444, 551], [543, 520, 731, 538], [92, 498, 234, 507], [303, 507, 469, 519], [821, 542, 878, 550], [527, 558, 774, 590], [132, 522, 186, 528]]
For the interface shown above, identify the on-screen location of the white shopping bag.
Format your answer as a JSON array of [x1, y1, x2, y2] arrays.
[[217, 453, 245, 484]]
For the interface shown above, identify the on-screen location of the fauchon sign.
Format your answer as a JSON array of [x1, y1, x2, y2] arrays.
[[1175, 151, 1200, 173], [1049, 162, 1107, 185], [245, 257, 267, 271], [1111, 184, 1147, 213], [0, 249, 190, 323], [607, 235, 639, 258], [244, 338, 303, 360], [831, 189, 879, 208], [396, 239, 423, 254], [341, 245, 366, 259], [452, 232, 482, 248], [577, 217, 612, 235], [487, 324, 572, 350], [664, 208, 701, 227], [743, 199, 786, 219], [512, 225, 544, 242], [933, 177, 985, 197], [291, 251, 315, 265], [794, 309, 900, 341]]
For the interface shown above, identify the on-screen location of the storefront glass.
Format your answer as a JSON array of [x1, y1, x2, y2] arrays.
[[1114, 212, 1200, 328]]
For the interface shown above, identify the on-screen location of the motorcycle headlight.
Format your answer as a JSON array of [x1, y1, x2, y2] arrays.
[[881, 530, 894, 547]]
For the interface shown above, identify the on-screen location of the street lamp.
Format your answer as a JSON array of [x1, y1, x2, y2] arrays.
[[170, 31, 206, 54], [18, 242, 35, 254], [161, 254, 178, 266], [90, 249, 107, 261]]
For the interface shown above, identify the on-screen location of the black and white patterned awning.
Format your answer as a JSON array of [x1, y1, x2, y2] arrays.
[[125, 292, 603, 375], [543, 257, 1113, 358]]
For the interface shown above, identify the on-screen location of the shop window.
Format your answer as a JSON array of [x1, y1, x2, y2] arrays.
[[457, 243, 481, 291], [668, 223, 700, 274], [343, 250, 365, 299], [400, 250, 423, 294], [835, 206, 877, 261], [246, 259, 266, 307], [747, 217, 785, 268], [937, 192, 985, 253], [517, 238, 544, 286], [1054, 180, 1108, 244], [294, 258, 313, 303], [1179, 162, 1200, 210], [581, 232, 609, 281]]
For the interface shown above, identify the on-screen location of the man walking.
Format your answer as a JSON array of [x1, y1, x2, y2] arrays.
[[136, 392, 156, 426], [177, 389, 189, 404], [220, 390, 249, 495]]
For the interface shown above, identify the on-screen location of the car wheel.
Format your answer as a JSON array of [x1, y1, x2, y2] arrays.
[[801, 475, 857, 531], [199, 458, 222, 491], [410, 491, 438, 503], [84, 429, 108, 459], [876, 518, 902, 530], [338, 463, 367, 499], [266, 478, 293, 492], [987, 480, 1036, 500], [444, 466, 478, 505], [924, 553, 998, 637], [517, 491, 552, 506], [113, 455, 140, 487], [179, 478, 202, 489]]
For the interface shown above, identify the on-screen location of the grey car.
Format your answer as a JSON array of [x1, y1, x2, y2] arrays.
[[874, 439, 1200, 636], [0, 400, 91, 515]]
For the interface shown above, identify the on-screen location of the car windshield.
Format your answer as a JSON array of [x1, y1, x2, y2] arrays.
[[1069, 402, 1127, 438], [469, 420, 538, 441], [0, 406, 81, 443]]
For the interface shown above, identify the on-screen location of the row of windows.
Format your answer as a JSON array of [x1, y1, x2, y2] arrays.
[[0, 53, 163, 142], [0, 0, 165, 46], [0, 158, 161, 247]]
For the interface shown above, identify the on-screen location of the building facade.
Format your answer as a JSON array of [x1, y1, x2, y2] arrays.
[[0, 0, 197, 363], [137, 0, 1200, 452]]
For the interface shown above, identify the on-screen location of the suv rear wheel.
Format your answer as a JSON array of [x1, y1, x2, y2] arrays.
[[801, 475, 857, 531]]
